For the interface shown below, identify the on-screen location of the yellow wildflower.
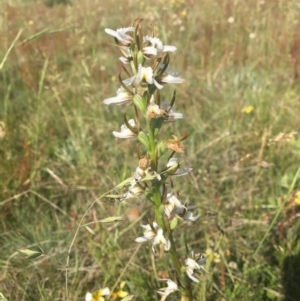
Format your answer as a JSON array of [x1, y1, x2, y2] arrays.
[[295, 191, 300, 205], [241, 106, 254, 114], [112, 282, 128, 300]]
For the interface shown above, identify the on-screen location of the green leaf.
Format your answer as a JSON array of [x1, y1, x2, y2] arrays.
[[0, 292, 9, 301], [114, 177, 134, 190], [18, 247, 44, 259], [137, 50, 144, 65], [150, 117, 164, 136], [137, 131, 150, 150], [84, 225, 95, 235], [170, 217, 178, 230], [105, 194, 122, 199], [133, 94, 146, 114], [99, 216, 124, 223], [159, 204, 165, 214], [157, 141, 167, 158]]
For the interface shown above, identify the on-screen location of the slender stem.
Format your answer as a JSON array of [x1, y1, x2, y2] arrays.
[[168, 232, 182, 274], [169, 232, 194, 300], [147, 120, 156, 166], [148, 116, 193, 300]]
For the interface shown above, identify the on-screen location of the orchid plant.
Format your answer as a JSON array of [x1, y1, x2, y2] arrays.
[[102, 19, 207, 301]]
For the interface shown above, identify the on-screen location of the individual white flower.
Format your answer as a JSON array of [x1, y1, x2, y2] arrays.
[[134, 162, 161, 182], [166, 158, 192, 176], [121, 179, 143, 200], [143, 36, 177, 56], [152, 228, 171, 252], [135, 222, 158, 242], [103, 87, 133, 105], [100, 287, 110, 297], [134, 166, 147, 180], [185, 252, 208, 282], [113, 119, 137, 138], [157, 279, 178, 300], [158, 64, 185, 85], [135, 223, 170, 253], [166, 109, 184, 122], [181, 210, 200, 222], [119, 47, 132, 64], [165, 193, 199, 221], [135, 65, 163, 89], [161, 102, 184, 122], [119, 56, 130, 64], [105, 27, 134, 45], [161, 74, 185, 84], [85, 292, 92, 301], [164, 193, 183, 218], [174, 202, 195, 216], [158, 63, 180, 76], [185, 257, 201, 282], [124, 65, 163, 89], [146, 95, 164, 119]]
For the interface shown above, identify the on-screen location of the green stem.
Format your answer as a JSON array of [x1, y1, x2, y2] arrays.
[[169, 232, 193, 300], [147, 111, 193, 300], [147, 120, 156, 167], [152, 184, 193, 300]]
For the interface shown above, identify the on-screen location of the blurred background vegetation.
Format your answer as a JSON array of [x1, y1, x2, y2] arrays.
[[1, 0, 300, 300]]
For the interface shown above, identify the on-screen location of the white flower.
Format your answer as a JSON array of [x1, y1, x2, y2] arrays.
[[100, 287, 110, 296], [158, 64, 180, 76], [181, 210, 200, 222], [103, 87, 132, 105], [143, 36, 177, 56], [135, 222, 158, 242], [119, 56, 130, 64], [134, 164, 161, 182], [113, 119, 137, 138], [160, 74, 184, 84], [161, 102, 184, 122], [161, 74, 185, 85], [185, 252, 208, 282], [165, 193, 199, 221], [166, 109, 184, 122], [157, 279, 178, 300], [135, 65, 163, 89], [164, 193, 183, 218], [85, 292, 92, 301], [185, 258, 201, 282], [135, 223, 170, 253], [121, 179, 143, 200], [119, 47, 132, 64], [146, 95, 164, 119], [166, 158, 192, 176], [158, 64, 185, 85], [105, 27, 134, 45], [124, 65, 163, 89], [152, 228, 171, 252], [134, 166, 147, 180]]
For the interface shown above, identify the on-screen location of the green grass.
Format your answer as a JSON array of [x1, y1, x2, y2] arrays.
[[1, 0, 300, 300]]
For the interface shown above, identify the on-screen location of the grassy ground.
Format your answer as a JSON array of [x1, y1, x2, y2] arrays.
[[1, 0, 300, 300]]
